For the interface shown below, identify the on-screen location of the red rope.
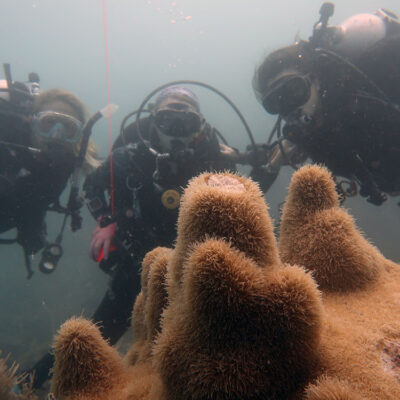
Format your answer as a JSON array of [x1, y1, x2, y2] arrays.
[[102, 0, 115, 214]]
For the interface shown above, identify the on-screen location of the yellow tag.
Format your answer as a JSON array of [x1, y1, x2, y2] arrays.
[[161, 189, 181, 209]]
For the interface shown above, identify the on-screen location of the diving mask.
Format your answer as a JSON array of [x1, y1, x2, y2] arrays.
[[262, 74, 311, 116], [32, 111, 83, 143], [154, 109, 202, 138]]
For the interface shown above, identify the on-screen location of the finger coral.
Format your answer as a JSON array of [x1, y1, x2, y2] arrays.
[[152, 172, 323, 400], [0, 351, 37, 400], [49, 168, 400, 400], [280, 164, 400, 399]]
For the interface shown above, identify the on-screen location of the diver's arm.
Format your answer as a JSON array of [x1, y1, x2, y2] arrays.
[[84, 148, 131, 261], [267, 140, 299, 170], [218, 143, 247, 164], [250, 140, 300, 193], [84, 146, 137, 220], [218, 143, 272, 165], [83, 148, 128, 220], [83, 160, 112, 220], [84, 158, 116, 261], [218, 139, 299, 192]]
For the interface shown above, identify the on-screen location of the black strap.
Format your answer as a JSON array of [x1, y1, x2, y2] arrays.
[[0, 237, 17, 244]]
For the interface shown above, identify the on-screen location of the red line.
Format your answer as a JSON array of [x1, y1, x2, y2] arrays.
[[102, 0, 115, 214]]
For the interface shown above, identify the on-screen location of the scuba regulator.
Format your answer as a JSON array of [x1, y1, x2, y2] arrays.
[[309, 2, 335, 48]]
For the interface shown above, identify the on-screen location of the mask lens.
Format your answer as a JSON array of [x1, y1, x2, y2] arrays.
[[262, 75, 310, 116], [38, 114, 58, 133], [154, 110, 201, 137], [34, 112, 83, 143]]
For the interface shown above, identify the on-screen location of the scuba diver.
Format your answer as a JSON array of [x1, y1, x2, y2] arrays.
[[28, 83, 269, 390], [85, 85, 244, 345], [252, 3, 400, 205], [0, 65, 101, 278]]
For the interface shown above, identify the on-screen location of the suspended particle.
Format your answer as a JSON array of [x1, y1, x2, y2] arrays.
[[170, 19, 177, 24], [184, 15, 192, 21]]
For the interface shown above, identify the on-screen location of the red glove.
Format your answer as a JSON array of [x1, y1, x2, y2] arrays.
[[89, 222, 116, 261]]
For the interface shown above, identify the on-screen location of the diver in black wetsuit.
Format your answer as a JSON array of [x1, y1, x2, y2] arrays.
[[252, 4, 400, 205], [0, 78, 99, 277], [85, 86, 237, 341]]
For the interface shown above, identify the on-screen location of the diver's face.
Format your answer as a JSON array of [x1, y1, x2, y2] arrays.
[[262, 69, 319, 119], [152, 100, 203, 153], [297, 76, 319, 122], [154, 108, 202, 138], [31, 101, 83, 151], [152, 121, 197, 154]]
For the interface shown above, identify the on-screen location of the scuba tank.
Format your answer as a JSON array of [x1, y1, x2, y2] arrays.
[[310, 3, 399, 60]]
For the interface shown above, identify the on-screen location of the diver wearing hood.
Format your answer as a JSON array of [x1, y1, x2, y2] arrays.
[[113, 85, 227, 158], [253, 4, 400, 205], [83, 86, 236, 342]]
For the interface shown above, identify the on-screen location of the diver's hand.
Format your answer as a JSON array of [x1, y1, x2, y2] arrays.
[[219, 144, 248, 164], [90, 222, 115, 261], [245, 143, 271, 167], [219, 143, 237, 157]]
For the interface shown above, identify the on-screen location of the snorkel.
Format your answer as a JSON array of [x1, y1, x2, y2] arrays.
[[37, 104, 119, 275], [68, 103, 119, 229]]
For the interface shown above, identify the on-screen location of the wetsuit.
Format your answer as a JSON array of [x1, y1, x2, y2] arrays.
[[263, 33, 400, 204], [287, 34, 400, 203], [0, 115, 75, 265], [84, 120, 235, 342]]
